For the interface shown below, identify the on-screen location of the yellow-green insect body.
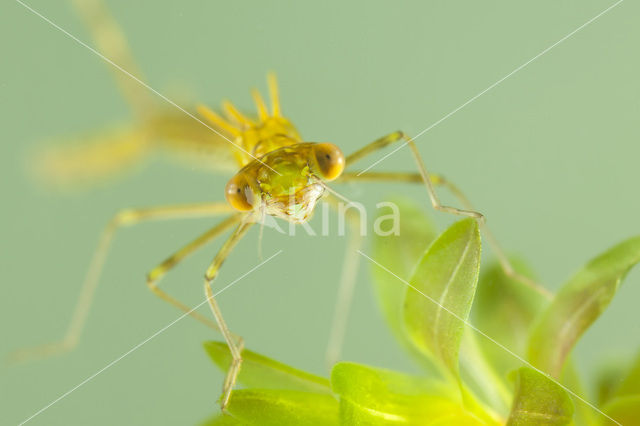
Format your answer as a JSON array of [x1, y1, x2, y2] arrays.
[[198, 75, 345, 224], [231, 143, 338, 223], [236, 117, 302, 161], [17, 1, 551, 416]]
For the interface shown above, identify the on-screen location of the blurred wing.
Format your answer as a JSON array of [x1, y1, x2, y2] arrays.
[[147, 112, 243, 174], [30, 1, 244, 190], [30, 125, 150, 190], [71, 0, 156, 119]]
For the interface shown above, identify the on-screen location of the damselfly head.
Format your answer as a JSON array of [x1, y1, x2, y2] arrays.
[[225, 142, 344, 223]]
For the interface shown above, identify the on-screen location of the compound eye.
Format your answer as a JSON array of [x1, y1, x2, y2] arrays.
[[313, 143, 345, 181], [225, 175, 254, 211]]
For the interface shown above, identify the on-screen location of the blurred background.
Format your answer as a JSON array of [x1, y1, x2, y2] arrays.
[[1, 0, 639, 424]]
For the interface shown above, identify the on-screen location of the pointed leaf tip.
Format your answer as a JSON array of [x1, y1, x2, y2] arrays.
[[528, 236, 640, 377], [506, 367, 574, 426], [403, 218, 481, 379], [203, 341, 330, 394], [371, 198, 436, 340]]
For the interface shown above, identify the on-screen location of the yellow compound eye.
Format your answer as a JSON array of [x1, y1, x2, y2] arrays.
[[312, 143, 345, 181], [225, 175, 254, 211]]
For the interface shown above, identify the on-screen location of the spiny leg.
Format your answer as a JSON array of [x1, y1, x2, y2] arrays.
[[342, 133, 552, 299], [202, 220, 254, 410], [146, 214, 243, 331], [346, 131, 482, 220], [35, 0, 156, 189], [9, 202, 235, 364], [427, 174, 551, 299], [338, 171, 421, 183], [322, 193, 364, 369]]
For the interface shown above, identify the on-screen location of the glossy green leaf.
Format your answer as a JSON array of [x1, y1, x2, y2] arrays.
[[561, 360, 597, 426], [465, 258, 545, 415], [201, 414, 246, 425], [226, 389, 339, 426], [331, 362, 488, 425], [372, 198, 437, 342], [204, 341, 330, 394], [473, 258, 546, 377], [601, 395, 640, 426], [403, 218, 482, 378], [459, 332, 512, 415], [528, 236, 640, 377], [506, 367, 574, 426]]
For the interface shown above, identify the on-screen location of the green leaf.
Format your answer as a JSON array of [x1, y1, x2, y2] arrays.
[[459, 332, 512, 415], [528, 236, 640, 377], [201, 414, 247, 425], [372, 198, 437, 343], [561, 360, 597, 426], [465, 258, 545, 415], [473, 258, 546, 377], [506, 367, 574, 426], [204, 341, 330, 394], [331, 362, 487, 425], [403, 218, 482, 378], [601, 395, 640, 425], [226, 389, 339, 426]]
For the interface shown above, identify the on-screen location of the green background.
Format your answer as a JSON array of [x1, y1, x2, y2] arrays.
[[1, 0, 639, 424]]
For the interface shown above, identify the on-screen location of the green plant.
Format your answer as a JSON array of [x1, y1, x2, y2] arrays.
[[202, 201, 640, 425]]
